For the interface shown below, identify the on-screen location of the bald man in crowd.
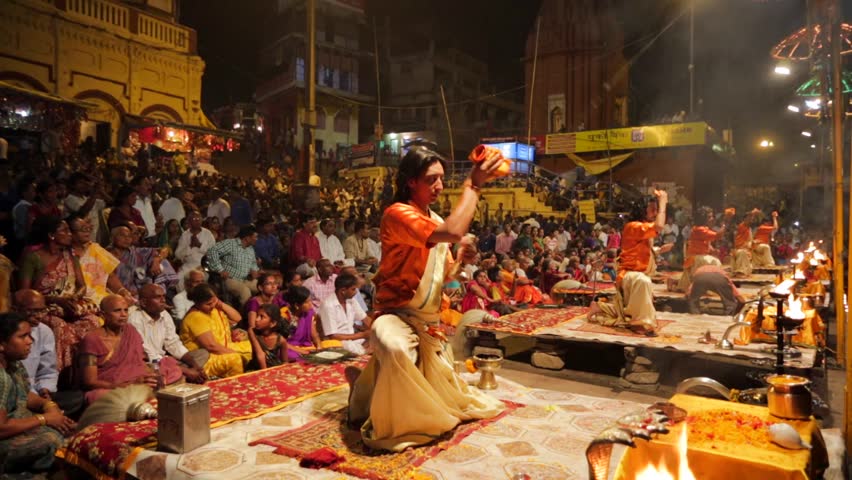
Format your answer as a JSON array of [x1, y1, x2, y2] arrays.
[[14, 289, 84, 415]]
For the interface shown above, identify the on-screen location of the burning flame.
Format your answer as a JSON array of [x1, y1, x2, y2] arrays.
[[790, 252, 805, 264], [635, 426, 696, 480], [786, 294, 805, 320], [773, 279, 798, 295], [794, 269, 806, 280], [813, 249, 827, 262], [805, 242, 816, 253]]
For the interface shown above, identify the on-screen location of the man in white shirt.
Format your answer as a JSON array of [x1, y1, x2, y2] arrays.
[[130, 284, 206, 383], [207, 188, 231, 224], [316, 218, 351, 266], [596, 226, 609, 249], [174, 210, 216, 284], [318, 273, 369, 355], [64, 173, 106, 242], [366, 226, 381, 262], [131, 176, 158, 239], [158, 187, 187, 225], [173, 269, 205, 323], [555, 224, 571, 252]]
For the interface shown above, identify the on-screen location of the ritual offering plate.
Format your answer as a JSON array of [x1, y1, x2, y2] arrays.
[[301, 348, 356, 364]]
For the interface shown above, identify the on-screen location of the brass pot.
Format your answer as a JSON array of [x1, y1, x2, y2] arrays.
[[473, 353, 503, 390], [766, 374, 812, 420]]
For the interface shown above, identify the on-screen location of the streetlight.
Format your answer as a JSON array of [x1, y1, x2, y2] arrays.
[[805, 98, 821, 110], [775, 64, 792, 75], [802, 130, 813, 137], [787, 104, 801, 113], [759, 139, 774, 148]]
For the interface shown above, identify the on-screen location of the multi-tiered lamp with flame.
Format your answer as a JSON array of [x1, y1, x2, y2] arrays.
[[765, 279, 807, 373], [787, 241, 831, 308]]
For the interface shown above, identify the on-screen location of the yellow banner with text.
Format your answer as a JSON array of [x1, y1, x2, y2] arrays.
[[546, 122, 708, 154]]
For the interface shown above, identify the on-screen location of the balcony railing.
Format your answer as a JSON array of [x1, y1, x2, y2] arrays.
[[43, 0, 195, 53], [137, 13, 189, 51], [66, 0, 129, 29]]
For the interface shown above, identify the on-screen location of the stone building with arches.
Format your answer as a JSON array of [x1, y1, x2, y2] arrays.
[[0, 0, 214, 149]]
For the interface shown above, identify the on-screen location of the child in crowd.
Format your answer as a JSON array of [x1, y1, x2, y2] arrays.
[[248, 303, 288, 369]]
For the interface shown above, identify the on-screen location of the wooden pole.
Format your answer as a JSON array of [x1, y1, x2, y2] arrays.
[[440, 84, 454, 165], [527, 17, 541, 147], [373, 17, 382, 141], [305, 0, 317, 178]]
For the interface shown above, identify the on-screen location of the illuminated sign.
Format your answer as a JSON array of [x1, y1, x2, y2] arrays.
[[482, 142, 536, 162]]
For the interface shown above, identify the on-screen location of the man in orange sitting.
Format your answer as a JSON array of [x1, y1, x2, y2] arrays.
[[588, 189, 670, 336], [675, 206, 732, 292]]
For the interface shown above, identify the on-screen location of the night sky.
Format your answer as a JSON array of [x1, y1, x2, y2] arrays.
[[180, 0, 852, 159]]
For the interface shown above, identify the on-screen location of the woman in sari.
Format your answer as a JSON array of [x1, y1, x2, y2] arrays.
[[79, 295, 157, 404], [107, 185, 145, 233], [18, 216, 102, 371], [0, 313, 75, 475], [282, 286, 320, 361], [108, 225, 178, 298], [179, 284, 252, 378], [347, 144, 505, 452], [461, 269, 506, 317], [158, 219, 183, 259], [68, 214, 126, 304]]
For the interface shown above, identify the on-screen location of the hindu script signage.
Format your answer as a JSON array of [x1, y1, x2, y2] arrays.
[[545, 122, 708, 154]]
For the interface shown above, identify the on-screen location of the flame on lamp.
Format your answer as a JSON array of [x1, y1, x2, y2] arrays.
[[805, 242, 816, 253], [787, 294, 805, 320], [790, 252, 805, 264], [813, 250, 827, 262], [635, 426, 696, 480], [794, 269, 806, 280], [773, 279, 798, 294]]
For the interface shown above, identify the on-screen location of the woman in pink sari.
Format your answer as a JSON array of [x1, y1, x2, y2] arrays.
[[18, 216, 102, 371], [79, 295, 157, 404]]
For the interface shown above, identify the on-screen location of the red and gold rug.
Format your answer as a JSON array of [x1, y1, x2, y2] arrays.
[[468, 306, 589, 335], [59, 358, 366, 480], [250, 401, 521, 480], [572, 319, 675, 338]]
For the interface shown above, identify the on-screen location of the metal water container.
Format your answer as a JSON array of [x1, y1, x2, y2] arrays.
[[156, 383, 211, 453]]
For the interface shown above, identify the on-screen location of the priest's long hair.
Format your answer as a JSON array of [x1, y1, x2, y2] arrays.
[[392, 142, 448, 204]]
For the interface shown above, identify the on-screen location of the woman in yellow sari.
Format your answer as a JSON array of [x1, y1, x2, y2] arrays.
[[68, 214, 125, 304], [179, 284, 251, 378], [347, 144, 505, 452]]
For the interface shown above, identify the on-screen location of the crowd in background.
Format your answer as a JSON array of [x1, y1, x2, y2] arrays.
[[0, 142, 823, 475]]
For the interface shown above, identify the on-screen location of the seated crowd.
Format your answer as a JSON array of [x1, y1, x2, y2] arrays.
[[0, 149, 816, 475]]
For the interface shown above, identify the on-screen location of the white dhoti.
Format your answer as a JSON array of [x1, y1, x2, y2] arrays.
[[590, 271, 656, 331], [752, 243, 775, 267], [732, 248, 753, 277], [675, 254, 721, 292], [348, 241, 504, 452]]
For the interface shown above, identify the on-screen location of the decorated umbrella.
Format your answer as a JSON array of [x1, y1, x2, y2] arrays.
[[794, 71, 852, 96], [771, 24, 852, 61]]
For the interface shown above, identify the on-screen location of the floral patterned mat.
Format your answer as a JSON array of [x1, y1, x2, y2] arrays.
[[467, 306, 590, 335], [250, 401, 521, 480]]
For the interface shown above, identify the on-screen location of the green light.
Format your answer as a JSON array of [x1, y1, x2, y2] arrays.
[[795, 71, 852, 97]]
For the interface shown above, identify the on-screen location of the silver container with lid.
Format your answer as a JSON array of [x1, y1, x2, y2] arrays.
[[157, 383, 211, 453]]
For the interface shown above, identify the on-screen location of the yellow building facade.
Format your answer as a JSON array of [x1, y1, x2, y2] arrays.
[[0, 0, 211, 147]]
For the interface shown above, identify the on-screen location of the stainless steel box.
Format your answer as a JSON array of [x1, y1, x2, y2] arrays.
[[156, 384, 211, 453]]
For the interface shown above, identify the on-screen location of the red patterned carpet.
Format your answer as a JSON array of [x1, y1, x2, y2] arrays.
[[250, 401, 521, 480], [468, 306, 589, 335], [59, 359, 365, 479], [571, 318, 675, 337]]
